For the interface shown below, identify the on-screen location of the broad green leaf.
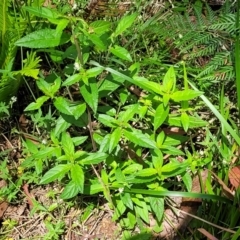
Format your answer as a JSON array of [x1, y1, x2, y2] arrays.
[[118, 104, 139, 123], [156, 131, 165, 147], [54, 116, 71, 137], [163, 66, 176, 93], [62, 74, 82, 86], [15, 29, 69, 48], [86, 67, 104, 78], [149, 197, 164, 222], [112, 200, 126, 221], [110, 45, 132, 62], [122, 164, 143, 175], [135, 203, 149, 224], [161, 145, 184, 155], [40, 164, 71, 184], [50, 77, 61, 96], [181, 112, 189, 132], [90, 20, 111, 34], [126, 175, 157, 184], [109, 127, 122, 153], [97, 114, 119, 127], [23, 6, 60, 19], [32, 147, 56, 159], [166, 114, 207, 128], [132, 76, 163, 95], [123, 129, 157, 149], [136, 168, 157, 177], [113, 13, 138, 37], [72, 102, 86, 120], [36, 78, 52, 96], [171, 89, 203, 102], [24, 96, 49, 111], [152, 149, 163, 172], [154, 103, 169, 131], [88, 33, 106, 51], [80, 79, 98, 113], [61, 132, 74, 158], [182, 172, 192, 192], [54, 97, 72, 115], [71, 164, 84, 193], [72, 136, 88, 146], [115, 167, 126, 183], [101, 169, 109, 185], [99, 134, 111, 153], [81, 152, 107, 165], [120, 193, 133, 210], [60, 181, 80, 199]]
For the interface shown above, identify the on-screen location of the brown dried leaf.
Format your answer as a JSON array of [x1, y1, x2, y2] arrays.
[[229, 165, 240, 189]]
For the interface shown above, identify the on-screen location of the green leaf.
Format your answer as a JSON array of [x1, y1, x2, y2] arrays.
[[112, 200, 127, 221], [40, 164, 71, 184], [135, 203, 149, 224], [97, 114, 119, 127], [171, 89, 203, 102], [154, 103, 169, 131], [86, 67, 104, 78], [36, 78, 52, 96], [122, 164, 143, 175], [80, 78, 98, 113], [109, 127, 122, 153], [71, 164, 84, 193], [61, 132, 74, 158], [166, 114, 207, 128], [72, 136, 88, 146], [54, 116, 71, 137], [81, 152, 107, 165], [123, 129, 157, 149], [119, 104, 139, 123], [62, 74, 82, 86], [72, 102, 86, 120], [110, 45, 132, 62], [181, 112, 189, 132], [60, 181, 80, 199], [24, 96, 49, 111], [15, 28, 69, 48], [113, 13, 138, 38], [136, 168, 157, 177], [90, 20, 111, 34], [88, 33, 106, 51], [54, 97, 72, 115], [23, 6, 61, 19], [163, 66, 176, 93], [149, 197, 164, 222], [120, 193, 133, 210], [182, 172, 192, 192]]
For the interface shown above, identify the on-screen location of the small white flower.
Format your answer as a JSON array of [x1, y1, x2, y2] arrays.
[[72, 3, 78, 11], [179, 34, 183, 39], [74, 62, 81, 71], [118, 188, 124, 194], [10, 96, 17, 103], [42, 139, 47, 145]]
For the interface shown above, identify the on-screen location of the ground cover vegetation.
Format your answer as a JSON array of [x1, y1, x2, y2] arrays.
[[0, 0, 240, 239]]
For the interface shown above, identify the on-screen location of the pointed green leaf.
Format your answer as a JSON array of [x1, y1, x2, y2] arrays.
[[171, 89, 203, 102], [181, 112, 189, 132], [23, 6, 61, 19], [123, 129, 157, 149], [15, 28, 69, 48], [149, 197, 164, 222], [62, 74, 82, 86], [60, 181, 80, 199], [61, 132, 74, 158], [71, 164, 84, 193], [136, 168, 157, 177], [109, 127, 122, 153], [24, 96, 49, 111], [40, 164, 71, 184], [154, 103, 169, 131], [110, 45, 132, 62], [81, 152, 107, 165], [113, 13, 138, 37], [90, 20, 111, 34], [163, 66, 176, 93], [80, 79, 98, 113], [54, 97, 72, 115]]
